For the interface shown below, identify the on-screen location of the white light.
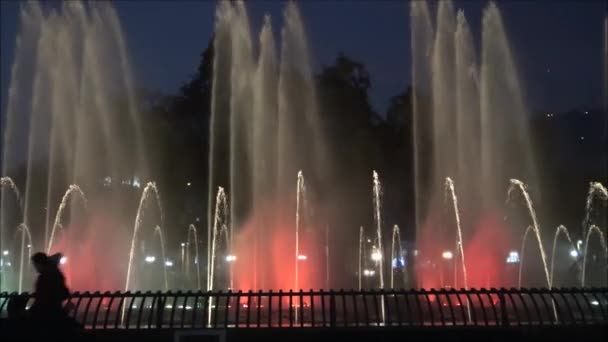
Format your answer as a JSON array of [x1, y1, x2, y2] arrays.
[[569, 249, 579, 258], [506, 251, 520, 264], [363, 269, 375, 277], [186, 182, 191, 187], [133, 177, 141, 188], [145, 256, 156, 263], [413, 249, 419, 256], [165, 260, 174, 267], [27, 245, 31, 249], [584, 111, 589, 115], [2, 250, 8, 256], [226, 255, 237, 262], [297, 255, 307, 261], [181, 242, 186, 247], [442, 251, 453, 260], [6, 262, 11, 267], [580, 136, 585, 140], [60, 256, 67, 265], [165, 304, 172, 309], [577, 240, 583, 250], [590, 300, 599, 306], [371, 251, 382, 261]]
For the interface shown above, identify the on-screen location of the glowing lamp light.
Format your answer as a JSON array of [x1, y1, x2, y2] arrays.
[[590, 300, 599, 306], [226, 255, 237, 262], [60, 256, 67, 265], [297, 255, 307, 261], [181, 242, 186, 247], [186, 182, 192, 187], [2, 250, 8, 256], [442, 251, 453, 260], [371, 251, 382, 261], [506, 251, 520, 264], [569, 249, 579, 259], [363, 269, 375, 277], [165, 260, 174, 267], [145, 256, 156, 264]]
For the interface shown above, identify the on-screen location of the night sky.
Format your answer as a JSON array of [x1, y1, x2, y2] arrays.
[[1, 0, 606, 118]]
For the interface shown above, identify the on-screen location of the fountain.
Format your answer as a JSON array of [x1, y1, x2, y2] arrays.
[[582, 225, 608, 287], [390, 225, 403, 289], [208, 187, 231, 292], [125, 182, 163, 292], [0, 0, 605, 296], [47, 184, 87, 253], [549, 225, 575, 287], [186, 224, 201, 289], [509, 180, 551, 288], [358, 226, 365, 290], [153, 225, 169, 291], [444, 177, 468, 290]]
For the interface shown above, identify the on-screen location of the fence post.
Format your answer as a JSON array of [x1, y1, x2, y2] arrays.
[[329, 291, 336, 328], [499, 291, 508, 326], [156, 295, 165, 328]]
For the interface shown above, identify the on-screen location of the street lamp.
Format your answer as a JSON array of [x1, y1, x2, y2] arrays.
[[297, 255, 307, 261], [60, 256, 67, 265], [226, 255, 237, 262], [165, 260, 174, 267], [363, 269, 375, 277], [442, 251, 453, 260], [2, 250, 8, 256], [371, 251, 382, 262], [569, 249, 579, 258]]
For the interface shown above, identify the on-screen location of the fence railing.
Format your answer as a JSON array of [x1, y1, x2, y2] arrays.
[[1, 288, 606, 329]]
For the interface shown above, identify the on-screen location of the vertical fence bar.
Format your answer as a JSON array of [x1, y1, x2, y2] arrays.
[[310, 290, 315, 327], [320, 290, 326, 327], [268, 290, 273, 328], [289, 290, 293, 327], [103, 292, 118, 329], [257, 290, 262, 327], [191, 293, 200, 328], [299, 290, 304, 327], [340, 289, 348, 327], [278, 290, 283, 327]]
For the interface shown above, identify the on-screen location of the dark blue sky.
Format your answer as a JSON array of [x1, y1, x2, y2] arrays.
[[1, 0, 606, 116]]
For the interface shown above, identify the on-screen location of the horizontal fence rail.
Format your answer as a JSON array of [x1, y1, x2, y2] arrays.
[[1, 288, 607, 329]]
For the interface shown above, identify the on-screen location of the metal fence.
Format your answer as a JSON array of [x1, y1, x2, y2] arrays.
[[1, 288, 606, 329]]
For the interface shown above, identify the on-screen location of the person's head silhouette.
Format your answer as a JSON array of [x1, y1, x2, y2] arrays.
[[31, 252, 62, 274]]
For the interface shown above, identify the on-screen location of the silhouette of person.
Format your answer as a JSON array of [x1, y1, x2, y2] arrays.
[[28, 252, 70, 324]]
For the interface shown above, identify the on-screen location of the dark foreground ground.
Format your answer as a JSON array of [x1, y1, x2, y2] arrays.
[[1, 325, 607, 342]]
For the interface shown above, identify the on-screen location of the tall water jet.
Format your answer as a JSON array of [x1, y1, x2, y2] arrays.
[[358, 226, 364, 290], [1, 177, 22, 208], [208, 187, 230, 292], [187, 224, 201, 289], [372, 171, 385, 323], [125, 182, 163, 292], [153, 226, 169, 291], [480, 4, 535, 202], [410, 0, 433, 240], [208, 1, 327, 291], [207, 0, 233, 293], [15, 223, 33, 293], [550, 225, 575, 287], [509, 179, 550, 288], [295, 171, 306, 292], [444, 178, 468, 290], [390, 225, 403, 289], [582, 182, 608, 237], [208, 187, 230, 327], [47, 184, 87, 253], [581, 225, 608, 287]]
